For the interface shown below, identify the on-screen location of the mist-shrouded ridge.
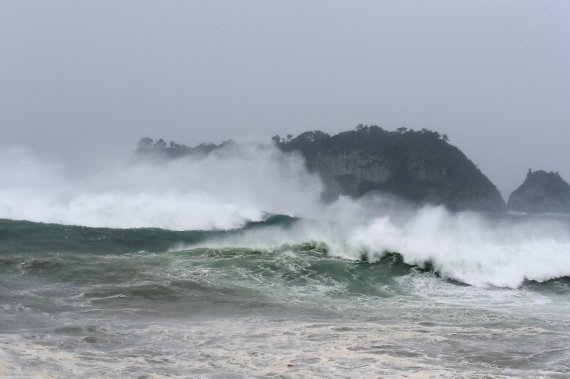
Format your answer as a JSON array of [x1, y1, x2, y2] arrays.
[[2, 142, 570, 288], [0, 143, 323, 230]]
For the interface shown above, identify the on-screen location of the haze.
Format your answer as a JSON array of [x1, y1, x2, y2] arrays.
[[1, 0, 569, 197]]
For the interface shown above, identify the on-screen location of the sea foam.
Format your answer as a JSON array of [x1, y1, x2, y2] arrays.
[[194, 204, 570, 288], [341, 206, 570, 288]]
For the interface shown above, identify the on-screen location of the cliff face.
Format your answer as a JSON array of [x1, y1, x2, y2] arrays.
[[507, 170, 570, 213], [311, 151, 390, 200], [275, 126, 506, 211]]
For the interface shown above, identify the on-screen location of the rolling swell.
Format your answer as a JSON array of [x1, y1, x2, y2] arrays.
[[0, 250, 415, 332], [0, 216, 473, 286], [1, 213, 570, 291], [0, 214, 296, 255]]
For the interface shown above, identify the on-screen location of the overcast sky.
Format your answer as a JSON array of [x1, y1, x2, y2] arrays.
[[1, 0, 569, 197]]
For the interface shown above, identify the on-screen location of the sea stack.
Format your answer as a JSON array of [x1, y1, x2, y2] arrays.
[[507, 170, 570, 213]]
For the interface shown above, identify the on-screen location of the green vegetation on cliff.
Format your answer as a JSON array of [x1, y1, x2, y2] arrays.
[[273, 125, 505, 211]]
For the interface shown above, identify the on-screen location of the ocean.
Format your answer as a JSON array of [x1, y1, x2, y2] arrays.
[[1, 211, 570, 378], [1, 145, 569, 378]]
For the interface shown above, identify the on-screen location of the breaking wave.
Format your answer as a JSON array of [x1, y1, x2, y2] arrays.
[[1, 142, 570, 288]]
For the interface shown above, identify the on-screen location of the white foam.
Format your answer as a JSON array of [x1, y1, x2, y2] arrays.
[[0, 144, 322, 230], [341, 206, 570, 288], [194, 205, 570, 288]]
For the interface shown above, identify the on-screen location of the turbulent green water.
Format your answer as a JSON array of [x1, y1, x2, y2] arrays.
[[1, 215, 570, 378]]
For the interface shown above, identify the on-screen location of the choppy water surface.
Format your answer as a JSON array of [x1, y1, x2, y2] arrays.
[[1, 215, 570, 378]]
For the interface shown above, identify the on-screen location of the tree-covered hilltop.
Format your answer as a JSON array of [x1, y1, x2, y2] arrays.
[[273, 125, 506, 211], [135, 137, 231, 159], [507, 170, 570, 213]]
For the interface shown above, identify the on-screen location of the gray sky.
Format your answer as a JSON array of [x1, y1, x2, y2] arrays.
[[1, 0, 569, 197]]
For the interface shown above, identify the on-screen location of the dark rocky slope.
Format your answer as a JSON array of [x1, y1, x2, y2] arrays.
[[507, 170, 570, 213], [274, 126, 505, 211]]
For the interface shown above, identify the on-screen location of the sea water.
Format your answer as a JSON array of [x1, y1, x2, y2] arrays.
[[1, 211, 569, 378], [1, 144, 569, 377]]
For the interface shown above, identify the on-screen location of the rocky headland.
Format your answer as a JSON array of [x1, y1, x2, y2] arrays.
[[137, 125, 509, 212], [507, 170, 570, 213], [273, 126, 506, 211]]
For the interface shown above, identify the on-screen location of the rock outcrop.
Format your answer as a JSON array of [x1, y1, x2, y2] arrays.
[[274, 126, 506, 211], [507, 170, 570, 213]]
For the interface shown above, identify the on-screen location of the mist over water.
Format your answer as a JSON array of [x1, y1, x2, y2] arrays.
[[2, 142, 570, 289], [0, 143, 322, 230], [2, 142, 570, 377]]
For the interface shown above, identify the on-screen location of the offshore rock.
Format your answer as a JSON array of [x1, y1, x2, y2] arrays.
[[507, 170, 570, 213]]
